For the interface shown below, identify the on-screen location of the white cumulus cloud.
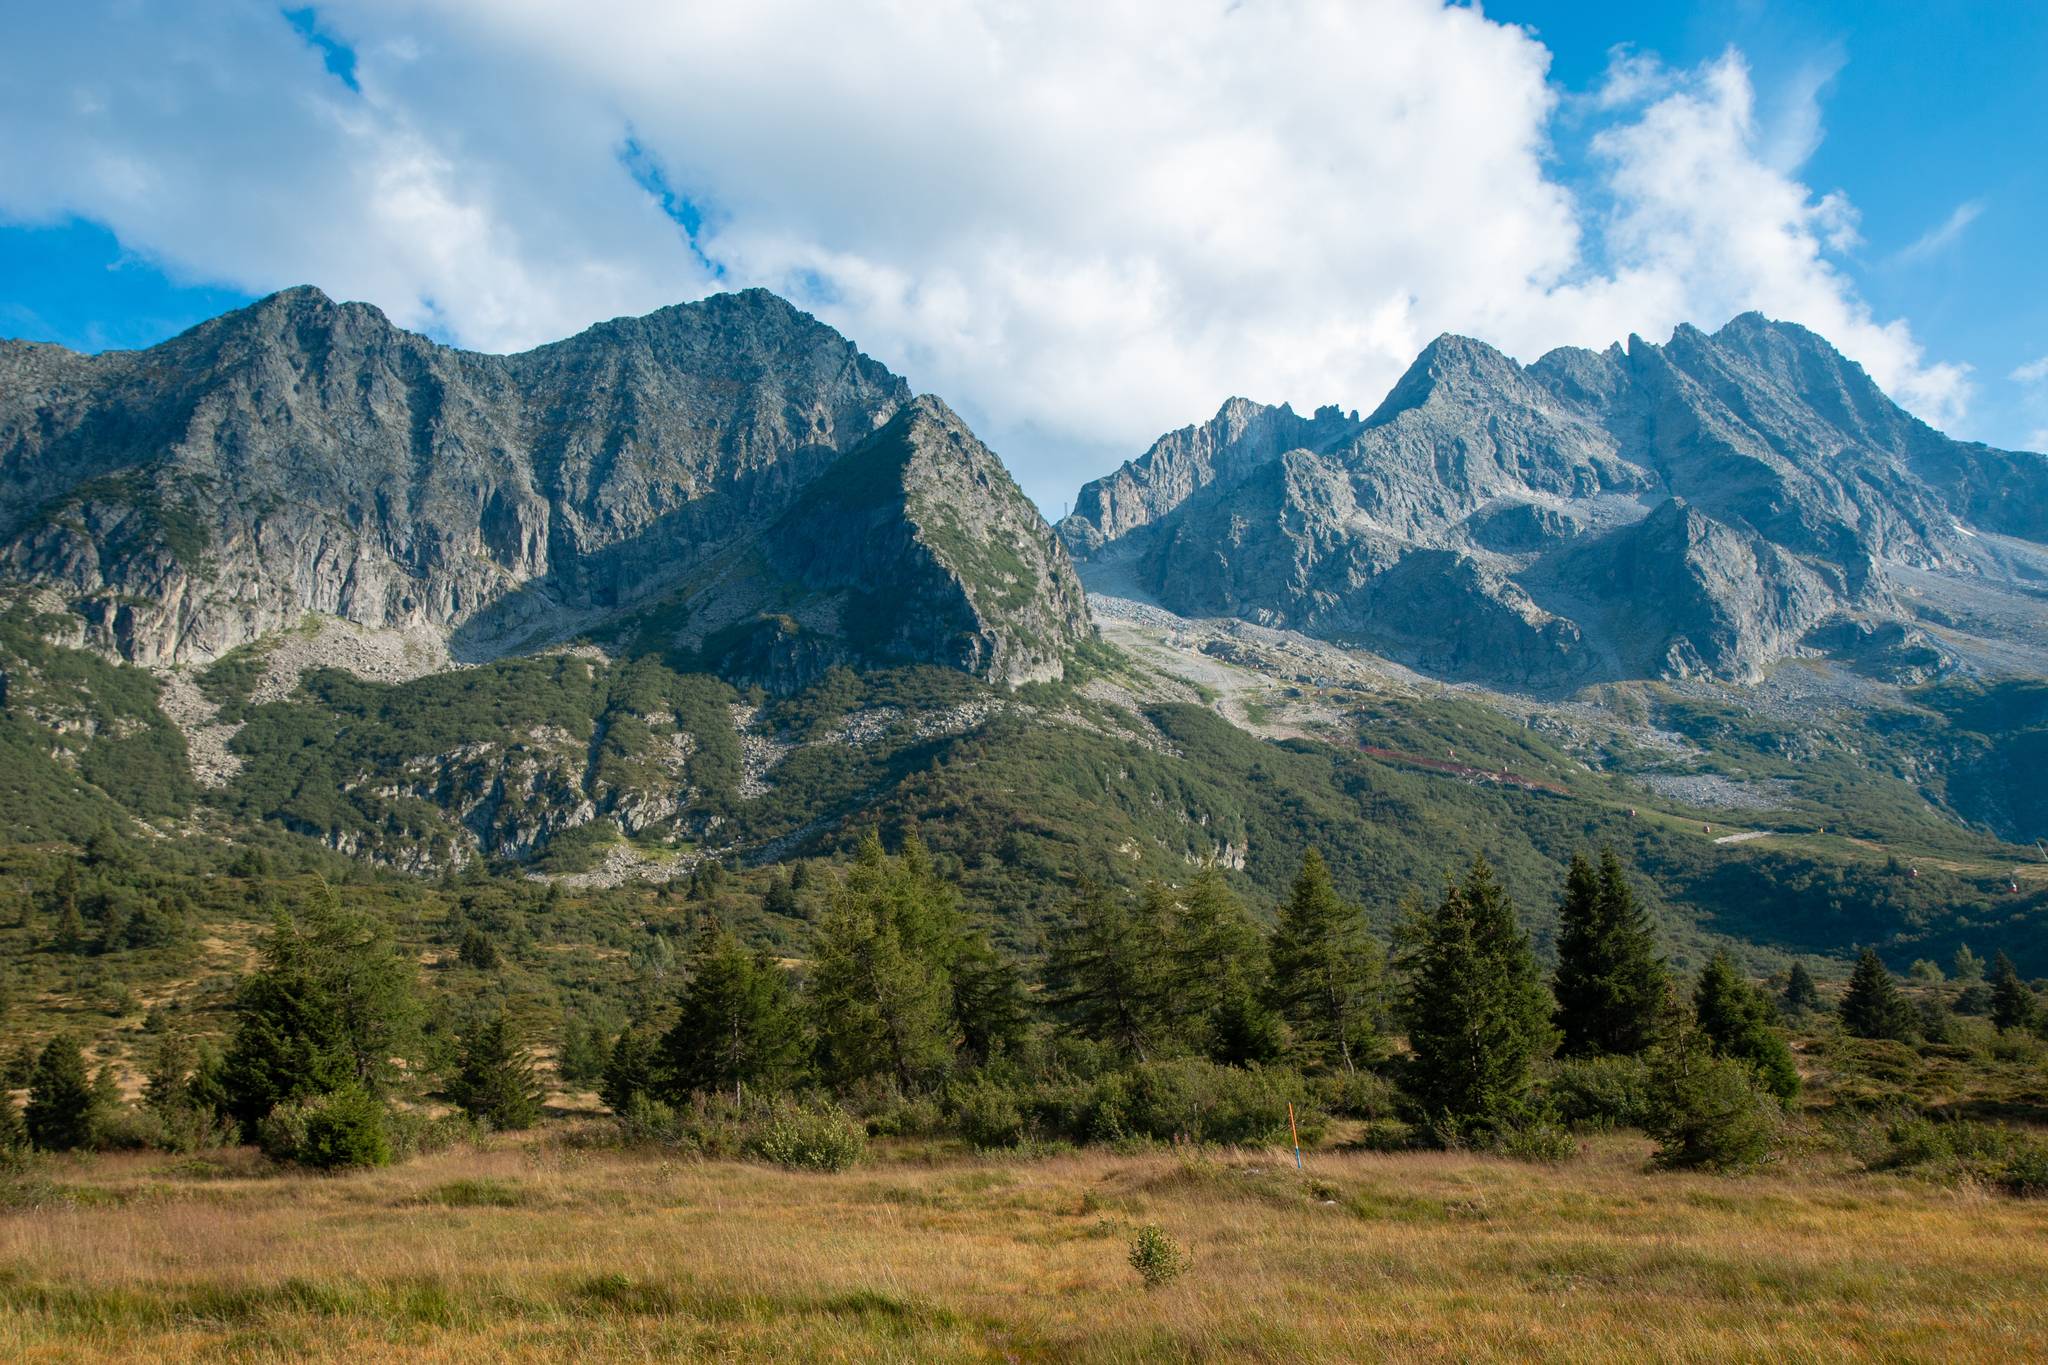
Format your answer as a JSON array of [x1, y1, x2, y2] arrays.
[[0, 0, 1977, 506]]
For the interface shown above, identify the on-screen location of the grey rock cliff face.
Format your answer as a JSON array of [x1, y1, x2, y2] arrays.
[[1059, 396, 1360, 555], [1063, 315, 2048, 688], [685, 396, 1091, 691], [0, 288, 1085, 685]]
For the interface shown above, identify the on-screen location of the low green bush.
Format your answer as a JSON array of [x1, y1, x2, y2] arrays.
[[259, 1089, 392, 1170], [1548, 1055, 1660, 1132], [951, 1079, 1027, 1150], [749, 1100, 867, 1172], [1649, 1055, 1786, 1173], [1497, 1119, 1580, 1164], [1070, 1059, 1323, 1147], [1874, 1113, 2048, 1197], [1127, 1224, 1192, 1289]]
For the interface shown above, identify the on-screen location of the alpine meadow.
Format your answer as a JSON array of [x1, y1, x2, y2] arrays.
[[2, 2, 2047, 1361]]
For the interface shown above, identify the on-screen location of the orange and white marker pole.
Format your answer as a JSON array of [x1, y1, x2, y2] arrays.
[[1288, 1102, 1303, 1171]]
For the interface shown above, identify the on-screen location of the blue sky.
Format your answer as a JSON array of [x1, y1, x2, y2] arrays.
[[1, 1, 2043, 507], [1492, 0, 2048, 453]]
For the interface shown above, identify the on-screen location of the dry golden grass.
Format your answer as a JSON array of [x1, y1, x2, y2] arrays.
[[1, 1134, 2044, 1362]]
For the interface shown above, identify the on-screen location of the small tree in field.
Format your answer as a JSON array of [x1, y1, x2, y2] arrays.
[[660, 925, 805, 1102], [26, 1036, 95, 1151], [1045, 880, 1169, 1062], [448, 1012, 544, 1130], [1840, 949, 1916, 1042], [1551, 850, 1667, 1058], [1782, 962, 1823, 1015], [1692, 953, 1799, 1102], [1989, 951, 2039, 1034]]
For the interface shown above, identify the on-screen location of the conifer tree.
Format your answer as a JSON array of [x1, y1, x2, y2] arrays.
[[1551, 850, 1667, 1057], [1044, 881, 1168, 1062], [949, 931, 1030, 1066], [220, 886, 420, 1134], [49, 860, 84, 954], [1691, 952, 1800, 1101], [1839, 948, 1916, 1042], [1167, 865, 1282, 1064], [1782, 961, 1823, 1015], [809, 837, 956, 1090], [1989, 951, 2040, 1033], [557, 1016, 610, 1087], [762, 869, 800, 919], [1394, 857, 1555, 1139], [458, 925, 500, 970], [144, 1030, 198, 1116], [1269, 848, 1382, 1073], [448, 1012, 544, 1130], [1951, 944, 1985, 983], [660, 926, 805, 1101], [25, 1036, 95, 1151], [0, 1083, 23, 1154], [599, 1028, 657, 1113]]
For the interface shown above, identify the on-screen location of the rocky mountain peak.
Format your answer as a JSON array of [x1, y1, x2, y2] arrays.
[[1068, 313, 2048, 690], [0, 288, 1077, 689]]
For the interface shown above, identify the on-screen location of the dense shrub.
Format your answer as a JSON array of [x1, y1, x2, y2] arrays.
[[1873, 1113, 2048, 1197], [748, 1100, 868, 1172], [602, 1092, 867, 1171], [1074, 1059, 1321, 1147], [1312, 1068, 1399, 1121], [260, 1088, 392, 1170], [1648, 1055, 1785, 1172], [951, 1079, 1028, 1150], [1497, 1119, 1580, 1164], [1548, 1056, 1660, 1132], [385, 1107, 481, 1163]]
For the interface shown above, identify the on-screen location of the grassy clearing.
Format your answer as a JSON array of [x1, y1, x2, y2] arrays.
[[1, 1136, 2043, 1361]]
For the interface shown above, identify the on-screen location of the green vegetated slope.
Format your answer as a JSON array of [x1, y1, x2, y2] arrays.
[[3, 603, 2041, 993]]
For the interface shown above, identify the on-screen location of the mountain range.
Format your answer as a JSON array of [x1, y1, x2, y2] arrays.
[[1059, 316, 2048, 689], [2, 287, 2045, 967]]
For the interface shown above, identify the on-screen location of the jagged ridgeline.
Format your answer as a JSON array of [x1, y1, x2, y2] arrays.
[[1060, 317, 2048, 689], [0, 286, 1085, 682]]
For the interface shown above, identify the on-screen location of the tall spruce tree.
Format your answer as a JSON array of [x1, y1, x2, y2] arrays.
[[1989, 951, 2039, 1033], [1550, 850, 1667, 1057], [1268, 849, 1383, 1073], [25, 1036, 95, 1151], [448, 1012, 545, 1130], [1691, 952, 1800, 1101], [1840, 949, 1916, 1042], [1044, 881, 1168, 1062], [1394, 857, 1555, 1139], [660, 926, 805, 1101], [1167, 865, 1282, 1064]]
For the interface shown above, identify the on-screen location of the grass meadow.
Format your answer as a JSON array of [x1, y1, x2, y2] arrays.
[[1, 1132, 2044, 1362]]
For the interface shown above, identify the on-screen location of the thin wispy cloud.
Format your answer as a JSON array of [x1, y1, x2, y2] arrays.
[[1894, 198, 1986, 265], [2013, 356, 2048, 385]]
